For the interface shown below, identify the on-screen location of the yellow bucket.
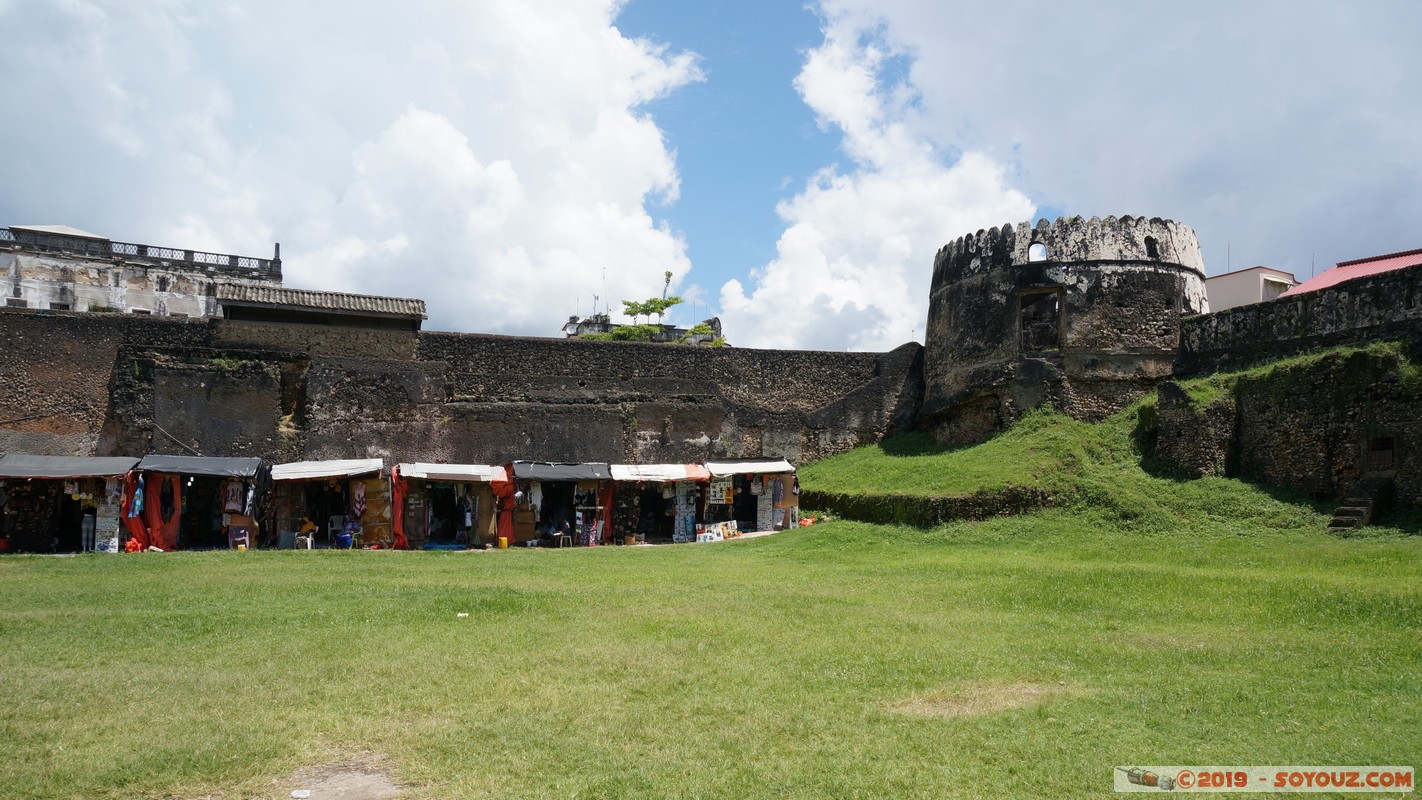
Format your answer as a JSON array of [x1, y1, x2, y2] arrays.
[[237, 544, 247, 551], [497, 536, 508, 549]]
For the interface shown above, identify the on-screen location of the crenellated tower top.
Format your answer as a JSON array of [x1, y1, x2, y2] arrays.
[[931, 215, 1204, 286]]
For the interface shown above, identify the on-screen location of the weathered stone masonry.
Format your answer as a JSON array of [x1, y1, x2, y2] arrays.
[[921, 215, 1208, 443], [1178, 256, 1422, 375], [1154, 346, 1422, 503], [5, 211, 1421, 509], [0, 311, 923, 467], [1157, 263, 1422, 503]]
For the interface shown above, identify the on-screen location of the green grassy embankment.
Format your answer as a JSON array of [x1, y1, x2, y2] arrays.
[[801, 342, 1420, 532]]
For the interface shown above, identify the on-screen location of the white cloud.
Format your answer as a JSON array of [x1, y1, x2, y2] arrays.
[[725, 0, 1422, 350], [813, 0, 1422, 279], [720, 9, 1034, 351], [0, 0, 702, 335]]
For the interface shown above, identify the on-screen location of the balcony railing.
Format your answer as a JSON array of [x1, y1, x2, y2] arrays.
[[2, 227, 281, 278]]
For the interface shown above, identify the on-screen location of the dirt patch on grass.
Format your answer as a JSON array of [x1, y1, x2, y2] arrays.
[[278, 753, 406, 799], [884, 680, 1080, 719]]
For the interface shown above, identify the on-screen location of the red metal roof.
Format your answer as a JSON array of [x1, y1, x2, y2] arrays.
[[1281, 247, 1422, 297]]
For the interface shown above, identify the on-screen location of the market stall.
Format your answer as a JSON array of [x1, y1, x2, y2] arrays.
[[270, 459, 388, 548], [609, 463, 710, 544], [391, 462, 512, 549], [508, 461, 613, 546], [124, 455, 269, 551], [703, 458, 799, 535], [0, 454, 139, 553]]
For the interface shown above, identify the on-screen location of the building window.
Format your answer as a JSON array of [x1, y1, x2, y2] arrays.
[[157, 276, 170, 292], [1019, 289, 1062, 352], [1027, 242, 1049, 262], [1367, 436, 1395, 472], [49, 302, 71, 311], [1144, 236, 1160, 259], [1262, 278, 1290, 302], [130, 308, 151, 315], [5, 298, 27, 308]]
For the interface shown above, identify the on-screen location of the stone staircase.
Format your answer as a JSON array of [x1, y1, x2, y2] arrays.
[[1327, 475, 1394, 534]]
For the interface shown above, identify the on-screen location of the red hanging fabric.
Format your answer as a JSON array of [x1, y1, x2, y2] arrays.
[[146, 473, 181, 551], [120, 472, 148, 549], [491, 473, 515, 544]]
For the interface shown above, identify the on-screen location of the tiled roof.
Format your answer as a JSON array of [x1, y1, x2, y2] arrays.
[[215, 284, 427, 319], [1281, 248, 1422, 297]]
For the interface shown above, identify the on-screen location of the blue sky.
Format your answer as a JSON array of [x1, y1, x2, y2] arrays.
[[616, 0, 835, 319], [0, 1, 1419, 351]]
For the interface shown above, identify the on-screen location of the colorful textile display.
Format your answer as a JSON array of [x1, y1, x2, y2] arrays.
[[351, 480, 367, 520]]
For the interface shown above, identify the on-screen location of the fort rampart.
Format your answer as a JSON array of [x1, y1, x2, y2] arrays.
[[921, 215, 1207, 443], [0, 310, 923, 466], [1178, 262, 1422, 375]]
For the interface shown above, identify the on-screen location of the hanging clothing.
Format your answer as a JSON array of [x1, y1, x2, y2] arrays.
[[223, 480, 244, 512], [128, 474, 146, 518], [351, 481, 367, 519]]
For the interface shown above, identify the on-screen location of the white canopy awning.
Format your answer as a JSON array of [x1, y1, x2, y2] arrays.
[[704, 458, 795, 477], [271, 458, 384, 482], [397, 463, 507, 483], [610, 464, 710, 482]]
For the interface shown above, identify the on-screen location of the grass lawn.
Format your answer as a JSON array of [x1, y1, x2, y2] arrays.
[[2, 516, 1419, 799]]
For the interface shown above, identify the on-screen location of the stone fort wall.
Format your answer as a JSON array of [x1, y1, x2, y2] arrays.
[[0, 310, 923, 467], [922, 215, 1208, 443], [1178, 261, 1422, 375], [1157, 261, 1422, 504]]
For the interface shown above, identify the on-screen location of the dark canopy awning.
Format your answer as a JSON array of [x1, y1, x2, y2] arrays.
[[0, 454, 140, 479], [135, 455, 265, 478], [510, 461, 611, 482]]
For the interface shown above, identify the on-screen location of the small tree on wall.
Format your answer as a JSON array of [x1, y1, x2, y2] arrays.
[[585, 272, 723, 345]]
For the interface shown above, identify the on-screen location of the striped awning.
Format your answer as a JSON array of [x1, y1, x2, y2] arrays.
[[271, 459, 384, 482], [610, 464, 711, 482], [398, 463, 508, 483], [704, 458, 795, 477]]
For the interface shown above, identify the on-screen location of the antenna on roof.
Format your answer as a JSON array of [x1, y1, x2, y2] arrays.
[[1311, 252, 1316, 279], [1227, 243, 1231, 271]]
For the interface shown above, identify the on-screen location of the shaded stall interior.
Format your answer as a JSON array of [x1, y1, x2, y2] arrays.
[[0, 455, 137, 553], [509, 461, 613, 546], [270, 459, 388, 548], [610, 463, 709, 544], [704, 458, 799, 533], [125, 455, 269, 551], [393, 463, 507, 549]]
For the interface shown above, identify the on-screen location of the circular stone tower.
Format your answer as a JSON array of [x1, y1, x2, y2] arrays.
[[919, 215, 1208, 444]]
